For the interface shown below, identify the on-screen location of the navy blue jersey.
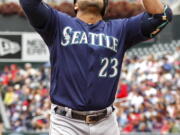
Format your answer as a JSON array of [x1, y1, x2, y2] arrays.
[[33, 8, 148, 111], [19, 0, 153, 110]]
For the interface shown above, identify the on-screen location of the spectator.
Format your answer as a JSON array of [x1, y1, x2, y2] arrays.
[[115, 46, 180, 133]]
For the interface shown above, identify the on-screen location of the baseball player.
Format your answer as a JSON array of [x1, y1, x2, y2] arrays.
[[20, 0, 172, 134]]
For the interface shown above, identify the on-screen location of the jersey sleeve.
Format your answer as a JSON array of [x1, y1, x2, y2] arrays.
[[34, 7, 60, 45], [124, 12, 150, 50], [20, 0, 63, 45]]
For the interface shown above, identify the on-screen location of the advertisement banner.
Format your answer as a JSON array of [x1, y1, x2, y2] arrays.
[[0, 34, 22, 60], [22, 33, 49, 62]]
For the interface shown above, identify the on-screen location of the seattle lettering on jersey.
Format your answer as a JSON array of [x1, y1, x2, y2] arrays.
[[61, 26, 119, 52]]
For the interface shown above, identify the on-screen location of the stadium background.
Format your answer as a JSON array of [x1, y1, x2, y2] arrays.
[[0, 0, 179, 135]]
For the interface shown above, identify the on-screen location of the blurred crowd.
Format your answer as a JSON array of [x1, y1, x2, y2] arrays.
[[0, 47, 180, 132], [0, 1, 145, 18], [0, 63, 51, 131], [115, 46, 180, 133], [0, 0, 179, 4], [0, 0, 179, 18]]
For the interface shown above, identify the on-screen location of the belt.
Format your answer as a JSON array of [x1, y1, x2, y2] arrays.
[[54, 106, 114, 124]]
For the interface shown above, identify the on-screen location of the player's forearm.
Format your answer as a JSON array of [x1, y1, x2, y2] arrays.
[[140, 0, 173, 38], [19, 0, 50, 28], [142, 0, 164, 14]]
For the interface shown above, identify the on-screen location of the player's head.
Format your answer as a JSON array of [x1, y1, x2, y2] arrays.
[[74, 0, 108, 16]]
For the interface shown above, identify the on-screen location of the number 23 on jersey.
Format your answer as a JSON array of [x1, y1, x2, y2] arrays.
[[99, 57, 119, 78]]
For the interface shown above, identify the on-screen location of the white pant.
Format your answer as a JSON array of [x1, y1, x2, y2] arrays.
[[49, 104, 120, 135]]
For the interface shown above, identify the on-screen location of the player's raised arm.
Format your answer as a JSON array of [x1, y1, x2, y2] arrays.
[[142, 0, 164, 14], [20, 0, 50, 29], [124, 0, 173, 49], [19, 0, 58, 45], [141, 0, 173, 37]]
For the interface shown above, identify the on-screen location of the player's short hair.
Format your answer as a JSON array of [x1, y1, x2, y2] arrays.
[[74, 0, 109, 16]]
